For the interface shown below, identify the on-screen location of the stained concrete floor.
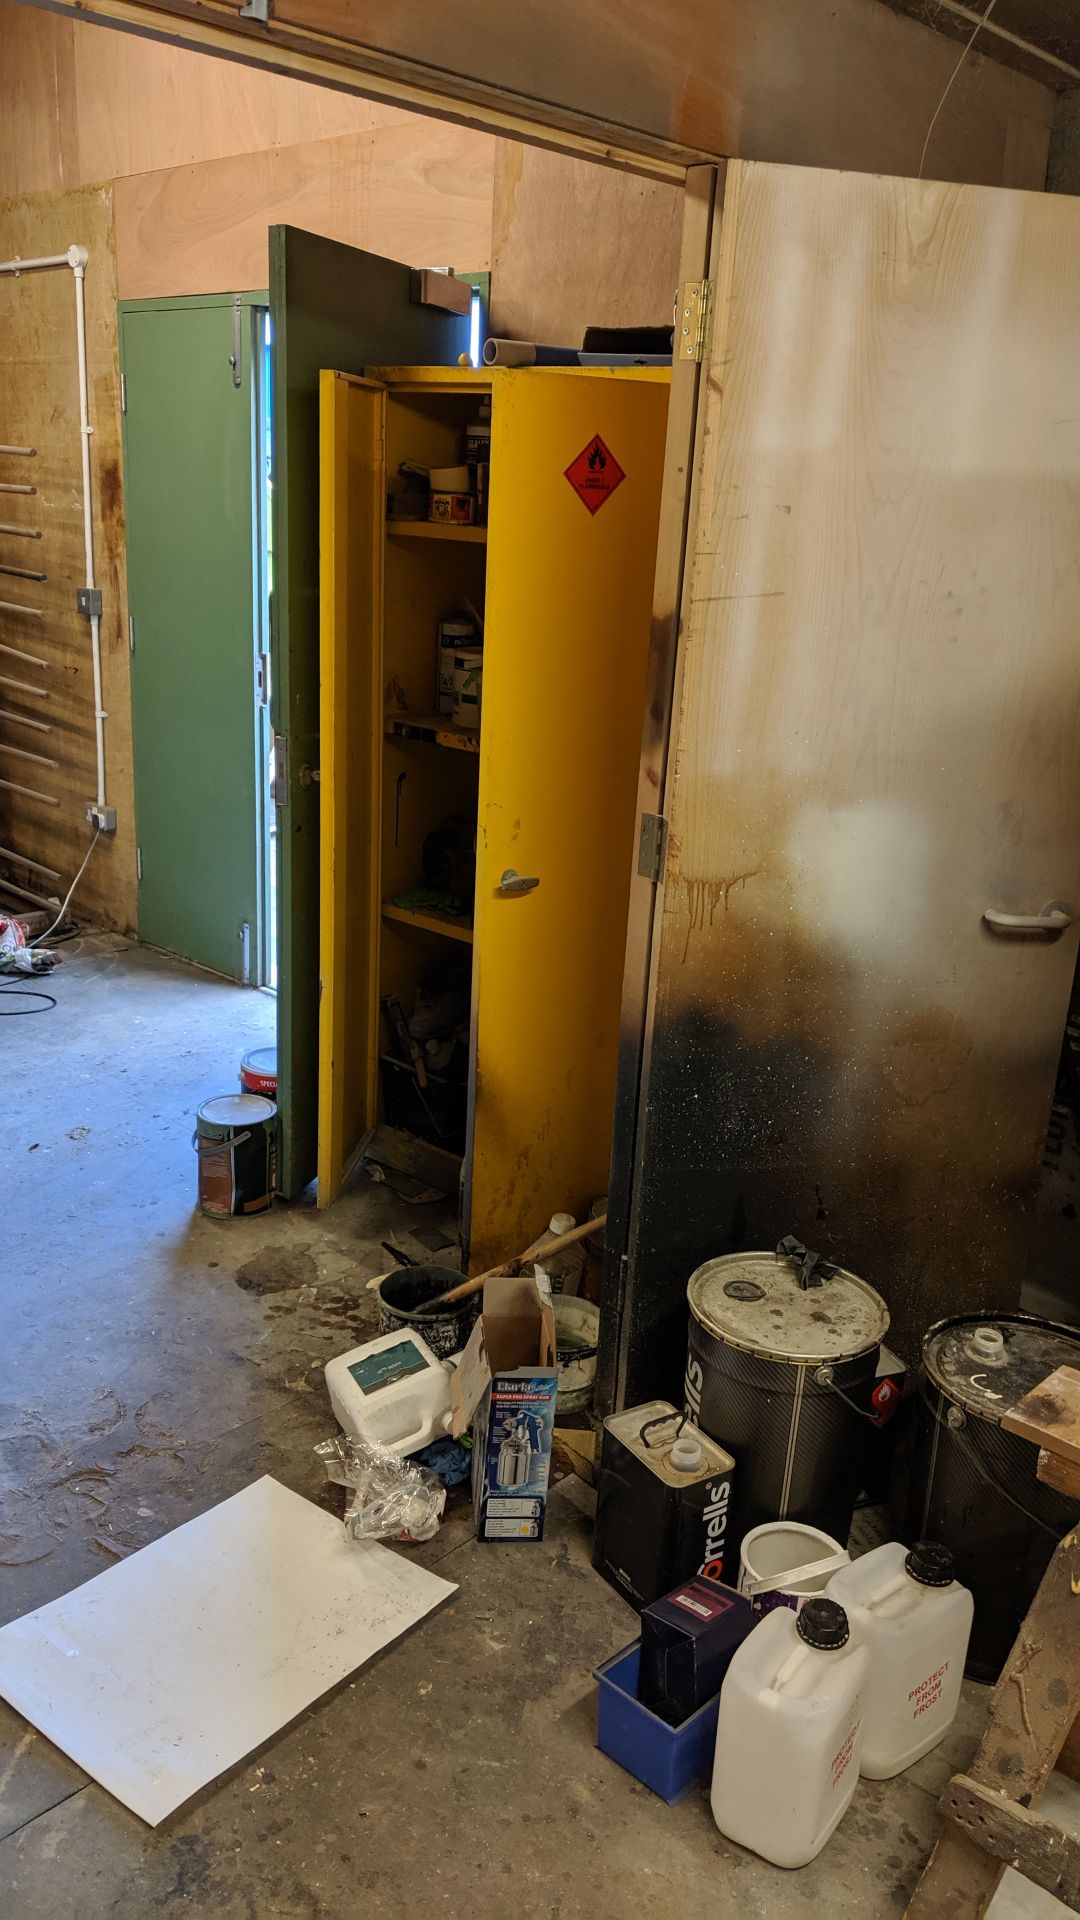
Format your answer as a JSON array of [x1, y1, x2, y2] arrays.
[[0, 934, 1076, 1918]]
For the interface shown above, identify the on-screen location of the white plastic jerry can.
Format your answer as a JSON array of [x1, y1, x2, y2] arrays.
[[324, 1329, 457, 1454], [711, 1597, 869, 1869], [826, 1540, 973, 1779]]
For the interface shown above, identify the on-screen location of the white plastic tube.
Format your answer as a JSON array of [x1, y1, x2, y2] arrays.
[[0, 243, 107, 816]]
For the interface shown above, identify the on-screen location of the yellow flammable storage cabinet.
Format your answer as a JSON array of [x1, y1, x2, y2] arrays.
[[318, 363, 669, 1272]]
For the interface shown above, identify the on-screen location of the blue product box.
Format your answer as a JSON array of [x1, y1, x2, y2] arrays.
[[451, 1272, 558, 1541], [594, 1641, 721, 1804]]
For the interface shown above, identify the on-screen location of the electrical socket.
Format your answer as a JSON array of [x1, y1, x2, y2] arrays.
[[85, 803, 117, 832]]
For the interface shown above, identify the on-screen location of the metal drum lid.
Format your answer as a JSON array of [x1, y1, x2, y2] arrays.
[[199, 1093, 276, 1128], [923, 1313, 1080, 1422], [687, 1250, 889, 1363], [241, 1046, 277, 1080]]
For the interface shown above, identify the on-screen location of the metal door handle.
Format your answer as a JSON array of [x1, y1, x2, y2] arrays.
[[499, 869, 539, 894], [983, 901, 1073, 935]]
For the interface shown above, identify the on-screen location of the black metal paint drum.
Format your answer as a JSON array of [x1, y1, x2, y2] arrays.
[[908, 1312, 1080, 1682], [685, 1250, 889, 1560]]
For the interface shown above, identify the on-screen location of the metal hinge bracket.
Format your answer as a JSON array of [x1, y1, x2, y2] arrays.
[[272, 733, 288, 806], [136, 846, 143, 881], [238, 0, 270, 19], [120, 371, 127, 414], [676, 280, 710, 362], [638, 812, 668, 883], [76, 587, 102, 617]]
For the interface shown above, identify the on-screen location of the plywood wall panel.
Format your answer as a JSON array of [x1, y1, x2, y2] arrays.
[[490, 141, 682, 344], [0, 5, 79, 197], [0, 184, 135, 931], [114, 118, 496, 300], [274, 0, 1054, 186]]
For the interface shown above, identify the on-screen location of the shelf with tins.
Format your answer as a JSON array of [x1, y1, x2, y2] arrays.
[[319, 360, 671, 1274]]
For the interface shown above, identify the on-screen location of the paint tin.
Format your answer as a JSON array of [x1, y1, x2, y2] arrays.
[[194, 1093, 276, 1217], [737, 1521, 850, 1617], [436, 616, 476, 715], [685, 1249, 889, 1560], [593, 1400, 736, 1609], [376, 1264, 479, 1362], [451, 648, 483, 726], [239, 1045, 277, 1098], [908, 1312, 1080, 1680], [429, 490, 474, 526]]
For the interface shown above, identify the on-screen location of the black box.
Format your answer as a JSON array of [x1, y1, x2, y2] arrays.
[[639, 1577, 755, 1725]]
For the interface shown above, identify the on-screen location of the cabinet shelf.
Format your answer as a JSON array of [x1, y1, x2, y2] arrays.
[[381, 901, 474, 944], [386, 711, 480, 753], [386, 520, 487, 545]]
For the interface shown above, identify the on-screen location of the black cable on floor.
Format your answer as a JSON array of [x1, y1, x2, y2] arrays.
[[0, 986, 57, 1014]]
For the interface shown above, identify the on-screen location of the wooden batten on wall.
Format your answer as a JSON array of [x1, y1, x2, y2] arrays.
[[0, 184, 135, 931]]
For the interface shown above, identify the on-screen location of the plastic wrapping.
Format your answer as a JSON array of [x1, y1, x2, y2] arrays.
[[314, 1434, 445, 1545]]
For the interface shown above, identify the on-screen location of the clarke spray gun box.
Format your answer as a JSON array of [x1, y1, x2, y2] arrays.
[[451, 1271, 558, 1541]]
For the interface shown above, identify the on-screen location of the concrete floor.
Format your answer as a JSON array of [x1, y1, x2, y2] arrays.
[[1, 934, 1076, 1918]]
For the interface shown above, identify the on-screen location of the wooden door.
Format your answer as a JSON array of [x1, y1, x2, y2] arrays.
[[121, 295, 265, 981], [467, 369, 669, 1272], [269, 230, 470, 1196], [607, 161, 1080, 1403]]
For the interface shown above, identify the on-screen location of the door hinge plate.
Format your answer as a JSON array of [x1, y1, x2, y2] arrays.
[[136, 845, 143, 881], [255, 654, 268, 705], [676, 280, 710, 362], [238, 0, 271, 19], [272, 733, 288, 805], [120, 371, 127, 414], [638, 812, 668, 883]]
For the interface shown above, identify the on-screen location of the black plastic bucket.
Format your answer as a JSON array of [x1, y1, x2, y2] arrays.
[[908, 1311, 1080, 1681], [376, 1265, 479, 1361], [685, 1249, 889, 1559]]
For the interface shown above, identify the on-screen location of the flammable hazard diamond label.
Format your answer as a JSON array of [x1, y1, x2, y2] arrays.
[[564, 434, 626, 515]]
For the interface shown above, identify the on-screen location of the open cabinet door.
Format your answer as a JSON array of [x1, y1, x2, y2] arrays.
[[317, 373, 385, 1204], [467, 369, 669, 1272], [270, 230, 471, 1196], [605, 160, 1080, 1406]]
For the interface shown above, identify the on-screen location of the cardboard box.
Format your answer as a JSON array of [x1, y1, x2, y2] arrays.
[[451, 1272, 557, 1541], [638, 1577, 755, 1725]]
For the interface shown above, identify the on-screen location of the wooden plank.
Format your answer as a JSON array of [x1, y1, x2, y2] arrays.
[[489, 142, 683, 345], [0, 182, 136, 932], [22, 0, 1055, 190], [114, 118, 496, 301], [0, 4, 79, 197], [939, 1773, 1080, 1912], [1005, 1367, 1080, 1467], [1038, 1448, 1080, 1503], [906, 1527, 1080, 1917], [1059, 1714, 1080, 1785]]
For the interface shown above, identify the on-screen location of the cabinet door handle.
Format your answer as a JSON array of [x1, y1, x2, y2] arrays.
[[983, 901, 1073, 935], [500, 869, 539, 894]]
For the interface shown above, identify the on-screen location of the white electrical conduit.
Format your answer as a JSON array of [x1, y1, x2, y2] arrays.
[[0, 243, 106, 817]]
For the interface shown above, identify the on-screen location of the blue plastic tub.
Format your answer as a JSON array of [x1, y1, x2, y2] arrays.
[[594, 1640, 720, 1804]]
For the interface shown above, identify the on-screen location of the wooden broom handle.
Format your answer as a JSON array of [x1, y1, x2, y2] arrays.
[[424, 1213, 606, 1310]]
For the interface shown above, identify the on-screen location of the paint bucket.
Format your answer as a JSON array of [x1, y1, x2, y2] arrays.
[[437, 616, 477, 714], [194, 1093, 276, 1217], [451, 648, 483, 726], [908, 1312, 1080, 1681], [239, 1045, 277, 1098], [553, 1296, 600, 1411], [376, 1264, 479, 1362], [429, 491, 474, 526], [685, 1248, 889, 1560], [737, 1521, 850, 1617]]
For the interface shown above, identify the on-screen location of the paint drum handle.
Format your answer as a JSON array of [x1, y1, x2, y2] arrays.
[[813, 1364, 879, 1424], [192, 1128, 253, 1155]]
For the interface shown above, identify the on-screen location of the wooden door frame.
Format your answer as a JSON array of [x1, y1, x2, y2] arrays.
[[597, 162, 723, 1415]]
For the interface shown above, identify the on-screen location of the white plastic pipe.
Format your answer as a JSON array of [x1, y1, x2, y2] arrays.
[[0, 242, 107, 816]]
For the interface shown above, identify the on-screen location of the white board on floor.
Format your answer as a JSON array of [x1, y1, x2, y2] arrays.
[[0, 1475, 456, 1826]]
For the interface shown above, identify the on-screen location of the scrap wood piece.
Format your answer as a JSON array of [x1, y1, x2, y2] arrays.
[[939, 1775, 1080, 1913], [1003, 1366, 1080, 1468], [905, 1527, 1080, 1919], [1038, 1445, 1080, 1505], [552, 1426, 598, 1486]]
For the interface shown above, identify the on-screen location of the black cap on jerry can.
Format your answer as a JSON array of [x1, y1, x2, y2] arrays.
[[796, 1597, 850, 1651], [905, 1540, 956, 1588]]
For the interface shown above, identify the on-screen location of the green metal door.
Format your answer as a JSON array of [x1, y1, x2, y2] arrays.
[[121, 295, 267, 982], [270, 230, 470, 1194]]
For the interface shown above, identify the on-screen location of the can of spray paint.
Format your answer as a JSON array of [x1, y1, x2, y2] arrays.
[[592, 1400, 736, 1611]]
